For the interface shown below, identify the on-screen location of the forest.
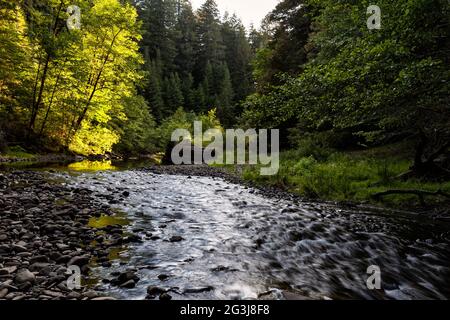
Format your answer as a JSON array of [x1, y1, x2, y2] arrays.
[[1, 0, 450, 304], [1, 0, 450, 207]]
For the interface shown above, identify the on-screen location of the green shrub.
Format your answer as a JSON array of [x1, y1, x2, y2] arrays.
[[239, 148, 448, 207]]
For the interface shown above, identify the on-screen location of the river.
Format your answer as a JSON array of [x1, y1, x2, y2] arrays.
[[31, 161, 448, 301], [2, 159, 449, 300]]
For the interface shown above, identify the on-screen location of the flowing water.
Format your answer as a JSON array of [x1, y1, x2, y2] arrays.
[[46, 165, 450, 300]]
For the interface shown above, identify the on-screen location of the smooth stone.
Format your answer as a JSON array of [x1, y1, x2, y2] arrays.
[[117, 271, 138, 284], [0, 288, 8, 298], [282, 291, 312, 300], [29, 256, 49, 264], [67, 255, 90, 267], [169, 236, 184, 242], [42, 290, 65, 298], [67, 291, 81, 299], [159, 293, 172, 300], [56, 255, 71, 264], [12, 294, 27, 300], [91, 296, 117, 301], [158, 274, 169, 281], [84, 291, 99, 299], [14, 269, 35, 284], [11, 245, 28, 253], [0, 269, 9, 276], [147, 286, 166, 295], [183, 286, 214, 294], [119, 280, 135, 289], [29, 263, 51, 272]]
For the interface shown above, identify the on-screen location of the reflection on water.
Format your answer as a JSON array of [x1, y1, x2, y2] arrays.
[[88, 213, 130, 229], [68, 160, 118, 172], [54, 170, 450, 300], [0, 158, 156, 172]]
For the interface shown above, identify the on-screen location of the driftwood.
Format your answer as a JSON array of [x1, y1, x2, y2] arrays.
[[372, 189, 450, 206]]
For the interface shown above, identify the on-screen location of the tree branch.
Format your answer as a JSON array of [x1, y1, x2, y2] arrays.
[[371, 189, 450, 206]]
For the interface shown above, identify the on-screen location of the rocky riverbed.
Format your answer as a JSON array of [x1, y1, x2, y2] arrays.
[[1, 166, 450, 300], [0, 171, 133, 300]]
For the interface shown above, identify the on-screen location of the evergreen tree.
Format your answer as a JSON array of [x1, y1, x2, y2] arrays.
[[215, 62, 234, 125], [174, 0, 197, 77], [221, 14, 253, 102], [163, 73, 184, 113], [194, 0, 225, 79]]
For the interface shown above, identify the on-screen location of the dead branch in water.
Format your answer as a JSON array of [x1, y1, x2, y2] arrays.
[[372, 189, 450, 206]]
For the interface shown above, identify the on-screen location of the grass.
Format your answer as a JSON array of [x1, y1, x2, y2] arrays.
[[231, 146, 450, 208], [1, 145, 36, 159]]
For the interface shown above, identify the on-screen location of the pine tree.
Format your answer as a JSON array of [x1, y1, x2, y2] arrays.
[[215, 62, 234, 125], [163, 73, 184, 114], [144, 59, 165, 121], [221, 14, 253, 102], [181, 73, 194, 110], [140, 0, 178, 74], [174, 0, 197, 77], [194, 0, 225, 80]]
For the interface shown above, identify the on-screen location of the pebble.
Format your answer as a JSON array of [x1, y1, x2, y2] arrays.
[[158, 274, 169, 281], [159, 293, 172, 300], [14, 269, 35, 284], [120, 280, 136, 289], [0, 171, 126, 300], [0, 288, 8, 299], [169, 236, 184, 242], [67, 255, 90, 267], [147, 286, 166, 295]]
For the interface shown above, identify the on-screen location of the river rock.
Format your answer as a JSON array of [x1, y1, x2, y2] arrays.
[[183, 286, 214, 294], [0, 266, 17, 274], [158, 274, 169, 281], [159, 293, 172, 300], [56, 255, 72, 264], [14, 269, 35, 284], [83, 291, 99, 299], [119, 280, 136, 289], [169, 236, 184, 242], [29, 255, 49, 264], [147, 286, 166, 295], [67, 255, 90, 267], [11, 244, 28, 253], [42, 290, 65, 298], [109, 270, 139, 287], [0, 288, 8, 298], [282, 291, 312, 300], [0, 269, 10, 276]]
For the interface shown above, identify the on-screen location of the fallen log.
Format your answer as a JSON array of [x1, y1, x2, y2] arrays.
[[371, 189, 450, 206]]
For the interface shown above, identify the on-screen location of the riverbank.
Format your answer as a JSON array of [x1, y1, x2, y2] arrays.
[[0, 148, 82, 165], [1, 166, 450, 300], [0, 171, 128, 300]]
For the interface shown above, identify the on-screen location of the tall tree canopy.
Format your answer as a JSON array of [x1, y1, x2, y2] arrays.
[[242, 0, 450, 177], [0, 0, 152, 155], [136, 0, 255, 124]]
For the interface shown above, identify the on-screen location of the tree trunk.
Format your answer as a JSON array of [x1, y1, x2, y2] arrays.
[[28, 54, 50, 133], [70, 29, 123, 139]]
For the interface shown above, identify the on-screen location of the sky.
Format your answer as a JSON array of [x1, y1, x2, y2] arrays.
[[191, 0, 279, 29]]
